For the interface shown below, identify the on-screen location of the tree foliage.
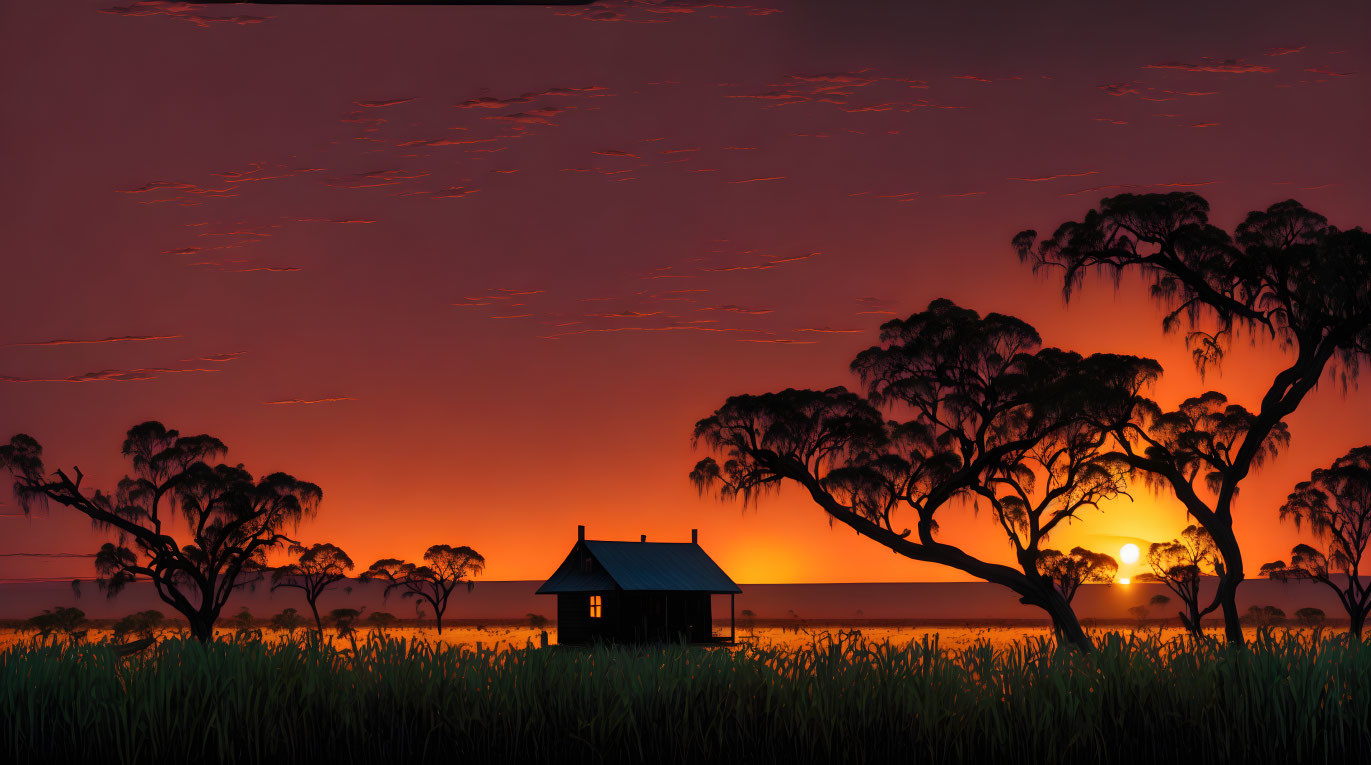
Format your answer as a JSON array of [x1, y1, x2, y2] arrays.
[[1036, 547, 1118, 603], [24, 606, 86, 644], [0, 422, 322, 642], [361, 545, 485, 634], [692, 299, 1160, 650], [272, 542, 354, 635], [1265, 446, 1371, 637], [1138, 525, 1219, 636], [111, 610, 165, 643], [1014, 194, 1371, 644], [269, 607, 307, 635]]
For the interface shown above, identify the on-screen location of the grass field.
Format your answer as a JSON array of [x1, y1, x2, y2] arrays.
[[3, 625, 1369, 764]]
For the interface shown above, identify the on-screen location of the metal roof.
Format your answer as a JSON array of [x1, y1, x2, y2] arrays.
[[536, 540, 741, 594]]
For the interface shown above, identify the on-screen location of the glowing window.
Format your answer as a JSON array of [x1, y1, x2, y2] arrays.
[[589, 595, 602, 619]]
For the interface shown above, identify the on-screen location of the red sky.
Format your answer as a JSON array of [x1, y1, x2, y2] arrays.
[[1, 0, 1368, 587]]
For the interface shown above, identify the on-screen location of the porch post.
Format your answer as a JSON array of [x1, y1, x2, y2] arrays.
[[730, 593, 735, 643]]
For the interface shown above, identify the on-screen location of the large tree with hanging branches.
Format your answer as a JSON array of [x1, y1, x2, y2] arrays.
[[0, 422, 321, 642], [691, 299, 1160, 651], [1014, 194, 1371, 644]]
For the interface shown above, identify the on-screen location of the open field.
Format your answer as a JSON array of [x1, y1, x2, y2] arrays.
[[2, 620, 1340, 652], [0, 620, 1344, 651], [4, 628, 1369, 764]]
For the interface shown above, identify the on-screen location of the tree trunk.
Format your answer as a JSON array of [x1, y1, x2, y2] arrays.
[[309, 600, 323, 636], [1212, 539, 1246, 645], [1022, 587, 1092, 652], [434, 610, 443, 635], [188, 614, 215, 643], [1182, 601, 1204, 638], [1350, 609, 1366, 641]]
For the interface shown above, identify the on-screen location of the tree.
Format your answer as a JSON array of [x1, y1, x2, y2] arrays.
[[1295, 607, 1326, 628], [526, 613, 549, 630], [361, 545, 485, 634], [111, 610, 165, 643], [271, 542, 354, 636], [366, 611, 398, 633], [1015, 194, 1371, 644], [0, 422, 322, 642], [691, 299, 1160, 651], [740, 609, 757, 636], [1036, 547, 1118, 605], [270, 607, 307, 636], [330, 607, 362, 639], [231, 608, 262, 641], [25, 606, 86, 645], [1264, 446, 1371, 637], [1136, 525, 1219, 637], [1246, 605, 1285, 628]]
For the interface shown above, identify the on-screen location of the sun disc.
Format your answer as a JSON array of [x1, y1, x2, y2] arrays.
[[1120, 543, 1140, 565]]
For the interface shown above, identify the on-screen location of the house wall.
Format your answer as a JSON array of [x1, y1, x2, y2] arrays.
[[556, 593, 593, 645], [558, 591, 714, 644]]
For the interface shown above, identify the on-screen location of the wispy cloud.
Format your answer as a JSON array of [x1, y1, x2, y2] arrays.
[[5, 334, 181, 348], [100, 2, 272, 27], [1, 367, 221, 383], [1143, 58, 1276, 74], [264, 397, 356, 406], [1008, 171, 1099, 182]]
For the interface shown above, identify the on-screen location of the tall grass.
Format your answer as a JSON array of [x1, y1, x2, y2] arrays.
[[3, 629, 1368, 764]]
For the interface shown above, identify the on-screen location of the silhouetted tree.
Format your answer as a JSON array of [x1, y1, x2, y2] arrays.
[[691, 300, 1159, 651], [1016, 195, 1371, 644], [1262, 446, 1371, 638], [740, 609, 757, 636], [1128, 604, 1150, 626], [1136, 525, 1219, 637], [271, 542, 354, 636], [111, 610, 164, 643], [1245, 605, 1285, 628], [25, 606, 86, 645], [361, 545, 485, 634], [1295, 607, 1326, 627], [270, 607, 306, 636], [0, 423, 321, 642], [231, 608, 262, 641], [1036, 547, 1118, 603], [366, 611, 398, 633], [526, 613, 549, 630], [330, 607, 363, 639]]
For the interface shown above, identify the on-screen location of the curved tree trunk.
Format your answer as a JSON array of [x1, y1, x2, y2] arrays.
[[1021, 587, 1093, 652], [1212, 534, 1246, 645], [309, 600, 323, 636]]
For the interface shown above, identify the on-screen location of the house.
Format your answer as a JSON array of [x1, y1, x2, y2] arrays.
[[536, 526, 742, 645]]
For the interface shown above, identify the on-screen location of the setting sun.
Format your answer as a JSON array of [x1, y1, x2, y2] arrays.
[[1120, 544, 1141, 565]]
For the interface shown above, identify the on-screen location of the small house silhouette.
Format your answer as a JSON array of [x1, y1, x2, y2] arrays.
[[536, 526, 742, 645]]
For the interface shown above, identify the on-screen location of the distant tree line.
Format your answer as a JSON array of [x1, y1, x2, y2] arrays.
[[0, 422, 483, 642]]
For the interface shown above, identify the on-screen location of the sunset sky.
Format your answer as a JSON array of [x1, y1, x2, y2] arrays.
[[1, 0, 1368, 587]]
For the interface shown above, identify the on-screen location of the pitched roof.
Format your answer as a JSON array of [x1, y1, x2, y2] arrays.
[[536, 540, 741, 594]]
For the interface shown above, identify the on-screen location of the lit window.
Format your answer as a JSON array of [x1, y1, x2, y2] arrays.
[[589, 595, 602, 618]]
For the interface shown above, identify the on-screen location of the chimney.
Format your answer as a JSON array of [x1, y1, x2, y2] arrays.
[[640, 534, 647, 542], [578, 525, 585, 541], [691, 528, 698, 544]]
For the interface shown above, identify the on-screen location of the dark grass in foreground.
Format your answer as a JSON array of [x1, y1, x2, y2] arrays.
[[3, 632, 1369, 764]]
